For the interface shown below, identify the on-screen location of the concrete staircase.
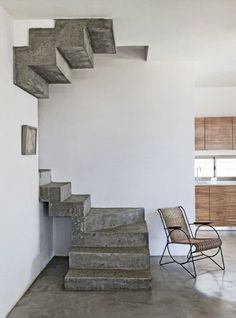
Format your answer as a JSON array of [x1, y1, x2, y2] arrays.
[[14, 19, 116, 98], [39, 169, 152, 290]]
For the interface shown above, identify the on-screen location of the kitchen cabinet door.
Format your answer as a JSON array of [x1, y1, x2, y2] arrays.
[[209, 186, 225, 226], [232, 117, 236, 149], [224, 186, 236, 225], [195, 118, 205, 150], [195, 186, 210, 222], [205, 117, 233, 150]]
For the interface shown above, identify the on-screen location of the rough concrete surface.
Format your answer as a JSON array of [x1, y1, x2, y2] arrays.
[[39, 170, 151, 291], [74, 222, 148, 247], [69, 246, 150, 270], [14, 18, 116, 98]]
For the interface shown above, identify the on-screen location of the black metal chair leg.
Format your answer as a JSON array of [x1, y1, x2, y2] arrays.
[[208, 247, 225, 271], [159, 243, 167, 265], [220, 247, 226, 270], [159, 243, 175, 265]]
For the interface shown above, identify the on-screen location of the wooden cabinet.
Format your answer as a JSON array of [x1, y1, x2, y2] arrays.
[[224, 186, 236, 225], [194, 116, 236, 150], [195, 118, 205, 150], [195, 186, 210, 222], [233, 117, 236, 149], [209, 186, 225, 226], [195, 185, 236, 226], [205, 117, 233, 150]]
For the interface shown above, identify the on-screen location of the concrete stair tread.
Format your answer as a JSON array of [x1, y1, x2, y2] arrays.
[[66, 268, 151, 279], [70, 246, 149, 254], [40, 182, 70, 188], [94, 222, 148, 234], [89, 207, 144, 215], [40, 181, 72, 203], [13, 46, 49, 99], [39, 169, 52, 186], [28, 28, 72, 83], [74, 221, 148, 247], [85, 207, 145, 232], [64, 194, 90, 203], [55, 19, 116, 55]]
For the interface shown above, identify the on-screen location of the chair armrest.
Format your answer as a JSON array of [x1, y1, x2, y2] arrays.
[[193, 221, 212, 225], [166, 226, 181, 230]]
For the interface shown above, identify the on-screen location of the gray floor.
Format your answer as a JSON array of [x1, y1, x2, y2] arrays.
[[8, 232, 236, 318]]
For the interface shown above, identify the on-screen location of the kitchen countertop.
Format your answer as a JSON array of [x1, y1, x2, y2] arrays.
[[195, 181, 236, 186]]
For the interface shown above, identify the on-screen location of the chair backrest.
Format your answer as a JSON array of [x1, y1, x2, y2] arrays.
[[158, 206, 193, 243]]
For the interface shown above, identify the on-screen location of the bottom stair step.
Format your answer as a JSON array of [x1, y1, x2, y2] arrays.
[[65, 268, 152, 290]]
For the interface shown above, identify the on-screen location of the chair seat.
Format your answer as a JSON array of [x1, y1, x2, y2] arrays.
[[178, 237, 222, 252]]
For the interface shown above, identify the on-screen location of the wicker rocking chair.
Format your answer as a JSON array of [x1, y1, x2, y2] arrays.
[[157, 206, 225, 278]]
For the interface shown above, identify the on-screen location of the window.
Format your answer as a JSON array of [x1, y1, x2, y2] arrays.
[[195, 156, 236, 178], [215, 158, 236, 177], [195, 158, 214, 178]]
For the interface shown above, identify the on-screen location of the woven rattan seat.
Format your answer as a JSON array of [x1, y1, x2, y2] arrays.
[[178, 237, 222, 252]]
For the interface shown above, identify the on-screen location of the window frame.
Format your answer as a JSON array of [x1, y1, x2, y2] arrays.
[[195, 155, 236, 179]]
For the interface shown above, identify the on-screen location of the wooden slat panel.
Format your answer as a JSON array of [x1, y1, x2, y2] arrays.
[[232, 117, 236, 149], [205, 117, 233, 150], [195, 117, 205, 150], [209, 186, 225, 226], [224, 186, 236, 224], [195, 186, 210, 222]]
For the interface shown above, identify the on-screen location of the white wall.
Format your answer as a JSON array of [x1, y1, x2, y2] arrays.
[[195, 87, 236, 116], [39, 48, 195, 256], [0, 7, 53, 318]]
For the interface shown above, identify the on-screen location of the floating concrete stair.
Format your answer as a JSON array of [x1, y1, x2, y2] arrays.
[[74, 222, 148, 247], [65, 269, 151, 291], [14, 18, 116, 98], [39, 169, 52, 186], [39, 169, 151, 290], [48, 195, 91, 217], [55, 20, 94, 69], [14, 47, 49, 98], [28, 28, 72, 84], [40, 182, 72, 203]]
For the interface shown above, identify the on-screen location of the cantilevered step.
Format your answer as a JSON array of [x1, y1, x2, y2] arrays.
[[39, 169, 52, 186], [14, 47, 49, 98], [69, 246, 150, 270], [65, 268, 151, 290], [40, 182, 71, 203], [55, 19, 116, 68], [85, 208, 145, 231], [49, 194, 91, 217], [28, 28, 72, 83], [74, 221, 149, 247]]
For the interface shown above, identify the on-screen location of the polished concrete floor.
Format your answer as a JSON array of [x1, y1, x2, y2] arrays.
[[8, 232, 236, 318]]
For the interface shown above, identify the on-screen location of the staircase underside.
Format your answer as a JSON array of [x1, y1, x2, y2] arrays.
[[39, 169, 152, 290], [14, 18, 116, 99]]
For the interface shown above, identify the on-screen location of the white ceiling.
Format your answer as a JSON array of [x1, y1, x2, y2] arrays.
[[2, 0, 236, 86]]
